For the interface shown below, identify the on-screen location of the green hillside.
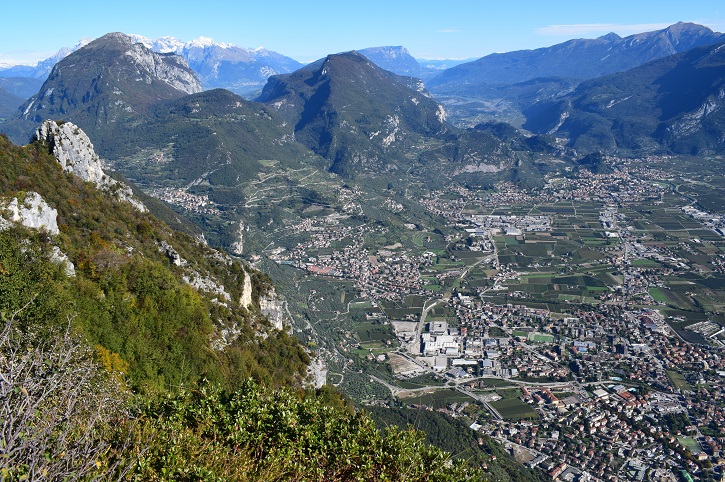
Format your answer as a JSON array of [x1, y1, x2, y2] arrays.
[[0, 134, 308, 392]]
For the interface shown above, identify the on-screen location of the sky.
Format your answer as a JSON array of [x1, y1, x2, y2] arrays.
[[2, 0, 725, 65]]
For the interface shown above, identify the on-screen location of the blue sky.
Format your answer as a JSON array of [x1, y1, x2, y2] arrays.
[[2, 0, 725, 65]]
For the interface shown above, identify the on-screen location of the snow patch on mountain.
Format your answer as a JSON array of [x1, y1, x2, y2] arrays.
[[125, 34, 302, 94], [132, 34, 254, 59], [129, 34, 185, 53]]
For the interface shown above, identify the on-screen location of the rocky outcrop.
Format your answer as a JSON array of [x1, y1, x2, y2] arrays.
[[51, 246, 75, 276], [182, 271, 231, 303], [0, 191, 75, 276], [230, 221, 245, 255], [1, 191, 59, 235], [239, 269, 253, 309], [36, 120, 106, 185], [159, 240, 186, 267], [259, 288, 287, 331], [35, 120, 146, 212]]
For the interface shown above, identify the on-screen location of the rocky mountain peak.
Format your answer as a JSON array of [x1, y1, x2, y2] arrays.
[[597, 32, 622, 42], [89, 33, 202, 95], [358, 46, 421, 77], [34, 120, 146, 211], [36, 120, 106, 185], [1, 33, 203, 145], [258, 50, 448, 177]]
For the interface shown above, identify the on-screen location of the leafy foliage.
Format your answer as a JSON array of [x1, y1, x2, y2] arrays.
[[0, 306, 479, 481], [130, 381, 481, 481], [367, 406, 547, 481]]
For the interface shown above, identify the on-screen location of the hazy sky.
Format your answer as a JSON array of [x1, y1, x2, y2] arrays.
[[2, 0, 725, 65]]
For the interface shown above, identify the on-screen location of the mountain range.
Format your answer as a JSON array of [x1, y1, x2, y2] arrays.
[[427, 22, 725, 127], [0, 36, 468, 102], [3, 23, 725, 154], [429, 22, 725, 91], [1, 24, 725, 197], [523, 41, 725, 154], [0, 39, 91, 80], [4, 23, 725, 186], [130, 35, 304, 96], [355, 46, 462, 80], [0, 35, 303, 99], [2, 33, 558, 179], [4, 21, 725, 480]]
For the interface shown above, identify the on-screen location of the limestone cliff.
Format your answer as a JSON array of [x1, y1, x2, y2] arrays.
[[230, 221, 245, 256], [119, 35, 202, 95], [0, 191, 75, 276], [0, 191, 59, 235], [259, 287, 288, 331], [239, 269, 253, 309], [35, 120, 146, 212]]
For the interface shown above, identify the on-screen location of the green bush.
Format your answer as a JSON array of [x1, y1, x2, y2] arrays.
[[129, 381, 480, 481]]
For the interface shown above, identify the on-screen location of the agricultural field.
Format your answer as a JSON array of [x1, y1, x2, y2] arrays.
[[353, 322, 396, 348], [490, 398, 539, 420], [400, 389, 475, 409]]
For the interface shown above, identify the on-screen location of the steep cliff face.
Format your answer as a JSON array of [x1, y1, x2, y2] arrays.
[[34, 120, 146, 211], [120, 38, 202, 95], [239, 270, 253, 309], [35, 121, 106, 185], [230, 221, 245, 256], [0, 134, 311, 392], [258, 287, 288, 331]]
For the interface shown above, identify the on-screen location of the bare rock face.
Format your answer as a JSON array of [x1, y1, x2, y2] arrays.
[[36, 120, 106, 185], [259, 288, 287, 331], [35, 120, 146, 212], [121, 38, 202, 95], [1, 191, 59, 235], [0, 192, 75, 276], [51, 246, 76, 276], [159, 240, 185, 267], [230, 221, 245, 255], [239, 269, 253, 309]]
